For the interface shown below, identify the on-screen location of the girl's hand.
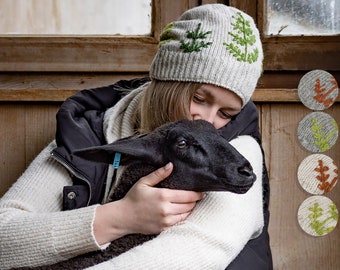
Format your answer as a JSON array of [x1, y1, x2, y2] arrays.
[[93, 163, 203, 245], [121, 162, 203, 235]]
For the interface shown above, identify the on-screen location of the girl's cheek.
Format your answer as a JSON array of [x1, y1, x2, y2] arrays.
[[189, 101, 201, 115], [215, 118, 230, 129]]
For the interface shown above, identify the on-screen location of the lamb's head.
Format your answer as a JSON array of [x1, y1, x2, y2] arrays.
[[74, 119, 256, 194]]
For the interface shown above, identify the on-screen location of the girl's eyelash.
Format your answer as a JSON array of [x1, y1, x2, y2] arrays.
[[224, 112, 239, 120], [193, 95, 205, 102], [219, 111, 233, 119], [193, 94, 238, 120], [220, 110, 240, 120]]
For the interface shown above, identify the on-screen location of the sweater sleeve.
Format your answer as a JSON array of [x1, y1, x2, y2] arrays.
[[0, 141, 101, 269], [85, 135, 264, 270]]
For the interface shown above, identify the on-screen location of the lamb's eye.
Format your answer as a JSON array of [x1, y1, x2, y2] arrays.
[[177, 139, 187, 149]]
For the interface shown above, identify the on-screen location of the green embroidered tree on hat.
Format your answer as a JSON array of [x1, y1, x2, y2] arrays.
[[224, 12, 259, 63], [180, 23, 212, 52]]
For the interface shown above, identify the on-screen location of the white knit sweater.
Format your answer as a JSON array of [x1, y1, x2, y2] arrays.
[[0, 89, 264, 269]]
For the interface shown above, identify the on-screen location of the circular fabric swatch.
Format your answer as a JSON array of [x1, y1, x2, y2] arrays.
[[297, 112, 338, 152], [298, 154, 338, 195], [297, 196, 338, 237], [298, 70, 339, 110]]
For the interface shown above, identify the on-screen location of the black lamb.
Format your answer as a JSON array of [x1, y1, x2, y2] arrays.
[[21, 119, 255, 269]]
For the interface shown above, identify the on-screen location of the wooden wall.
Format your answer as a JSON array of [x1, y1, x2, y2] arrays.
[[261, 103, 339, 270], [0, 73, 339, 270]]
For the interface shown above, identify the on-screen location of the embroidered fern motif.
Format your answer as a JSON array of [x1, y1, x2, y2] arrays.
[[180, 23, 212, 52], [314, 159, 337, 194], [159, 22, 174, 47], [308, 202, 338, 236], [224, 12, 259, 63], [310, 117, 338, 152], [313, 77, 338, 107]]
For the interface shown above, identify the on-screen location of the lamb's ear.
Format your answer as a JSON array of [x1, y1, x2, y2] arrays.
[[73, 136, 165, 166]]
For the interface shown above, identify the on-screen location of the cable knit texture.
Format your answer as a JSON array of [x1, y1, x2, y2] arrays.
[[0, 87, 263, 269]]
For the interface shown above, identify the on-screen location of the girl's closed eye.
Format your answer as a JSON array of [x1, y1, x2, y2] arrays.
[[193, 94, 237, 120], [218, 110, 233, 120], [193, 95, 206, 103]]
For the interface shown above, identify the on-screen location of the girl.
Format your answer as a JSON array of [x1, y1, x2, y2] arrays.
[[0, 4, 272, 269]]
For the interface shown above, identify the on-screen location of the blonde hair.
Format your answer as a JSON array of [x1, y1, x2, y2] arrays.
[[139, 80, 202, 133]]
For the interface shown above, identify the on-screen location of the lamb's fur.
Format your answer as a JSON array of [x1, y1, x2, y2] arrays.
[[20, 119, 255, 269]]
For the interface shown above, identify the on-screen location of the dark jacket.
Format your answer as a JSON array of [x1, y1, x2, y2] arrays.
[[52, 78, 273, 270]]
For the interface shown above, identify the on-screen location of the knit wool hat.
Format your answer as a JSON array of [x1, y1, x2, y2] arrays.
[[150, 4, 263, 106]]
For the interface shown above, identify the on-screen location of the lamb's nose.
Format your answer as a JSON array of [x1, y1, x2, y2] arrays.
[[237, 163, 253, 177]]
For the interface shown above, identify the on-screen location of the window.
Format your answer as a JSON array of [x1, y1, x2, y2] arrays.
[[0, 0, 152, 35], [1, 0, 338, 72], [257, 0, 340, 71], [0, 0, 196, 72], [265, 0, 340, 36]]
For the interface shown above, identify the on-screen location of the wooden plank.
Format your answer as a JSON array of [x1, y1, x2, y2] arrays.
[[1, 72, 339, 102], [0, 104, 27, 195], [254, 89, 299, 102], [201, 0, 223, 5], [1, 88, 339, 103], [0, 104, 59, 196], [259, 104, 271, 175], [0, 73, 148, 101], [229, 0, 257, 20], [157, 0, 191, 30], [0, 73, 148, 90], [0, 89, 78, 102], [262, 39, 340, 71], [24, 105, 59, 165], [264, 103, 340, 270], [0, 37, 158, 72]]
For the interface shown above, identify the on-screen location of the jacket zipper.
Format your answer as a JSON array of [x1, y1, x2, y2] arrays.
[[50, 151, 92, 206]]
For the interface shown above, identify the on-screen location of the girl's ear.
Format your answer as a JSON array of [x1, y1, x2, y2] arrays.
[[73, 135, 165, 166]]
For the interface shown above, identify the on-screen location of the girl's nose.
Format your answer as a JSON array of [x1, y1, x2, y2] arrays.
[[193, 108, 216, 125]]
